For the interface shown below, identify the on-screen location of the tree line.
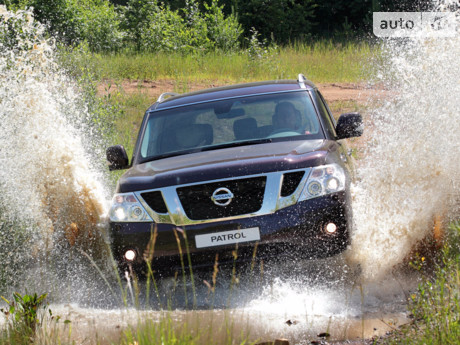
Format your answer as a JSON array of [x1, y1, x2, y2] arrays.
[[0, 0, 438, 53]]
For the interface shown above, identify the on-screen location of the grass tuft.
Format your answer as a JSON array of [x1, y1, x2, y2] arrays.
[[383, 222, 460, 345]]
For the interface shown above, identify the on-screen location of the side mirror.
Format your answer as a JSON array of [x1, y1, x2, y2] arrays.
[[106, 145, 129, 171], [336, 112, 363, 140]]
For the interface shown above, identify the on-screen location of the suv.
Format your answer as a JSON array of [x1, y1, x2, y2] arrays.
[[106, 74, 363, 272]]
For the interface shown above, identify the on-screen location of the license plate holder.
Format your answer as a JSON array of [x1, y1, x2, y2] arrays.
[[195, 227, 260, 248]]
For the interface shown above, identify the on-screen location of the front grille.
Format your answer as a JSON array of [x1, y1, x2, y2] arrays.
[[177, 177, 266, 220], [140, 191, 168, 214], [280, 171, 305, 197]]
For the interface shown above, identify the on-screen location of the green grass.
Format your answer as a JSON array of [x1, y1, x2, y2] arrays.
[[120, 311, 254, 345], [88, 40, 377, 85], [382, 223, 460, 345]]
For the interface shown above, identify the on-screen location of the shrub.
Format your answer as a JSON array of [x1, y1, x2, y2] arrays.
[[1, 292, 48, 340], [202, 0, 242, 52], [237, 0, 316, 43], [122, 0, 242, 53], [1, 0, 123, 51], [139, 2, 188, 53], [120, 0, 159, 51], [70, 0, 123, 52]]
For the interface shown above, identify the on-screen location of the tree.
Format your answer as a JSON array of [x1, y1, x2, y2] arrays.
[[237, 0, 316, 43], [1, 0, 122, 51], [121, 0, 159, 51]]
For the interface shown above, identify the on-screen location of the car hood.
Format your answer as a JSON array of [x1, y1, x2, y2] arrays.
[[117, 140, 333, 192]]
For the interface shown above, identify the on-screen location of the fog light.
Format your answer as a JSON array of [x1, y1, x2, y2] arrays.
[[325, 222, 337, 234], [124, 249, 136, 262]]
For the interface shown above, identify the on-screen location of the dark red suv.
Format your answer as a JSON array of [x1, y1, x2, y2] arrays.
[[106, 75, 363, 272]]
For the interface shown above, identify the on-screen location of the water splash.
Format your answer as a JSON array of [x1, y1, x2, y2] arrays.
[[0, 7, 109, 294], [348, 2, 460, 280]]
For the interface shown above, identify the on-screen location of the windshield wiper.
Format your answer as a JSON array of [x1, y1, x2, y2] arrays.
[[139, 138, 274, 164], [198, 138, 274, 152]]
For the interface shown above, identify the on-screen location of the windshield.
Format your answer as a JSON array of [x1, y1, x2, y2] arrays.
[[139, 91, 324, 162]]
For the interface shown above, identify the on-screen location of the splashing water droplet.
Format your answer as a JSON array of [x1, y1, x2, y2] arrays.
[[348, 3, 460, 281], [0, 6, 110, 295]]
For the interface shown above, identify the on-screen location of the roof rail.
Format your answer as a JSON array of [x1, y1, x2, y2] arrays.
[[297, 73, 307, 89], [158, 92, 179, 103]]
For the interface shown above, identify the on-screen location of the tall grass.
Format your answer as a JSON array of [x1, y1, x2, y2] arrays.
[[384, 223, 460, 345], [88, 40, 377, 84]]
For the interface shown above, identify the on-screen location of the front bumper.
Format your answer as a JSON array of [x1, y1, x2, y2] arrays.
[[110, 192, 350, 272]]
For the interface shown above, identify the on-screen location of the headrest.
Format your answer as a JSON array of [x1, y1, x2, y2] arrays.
[[175, 124, 213, 149], [233, 117, 257, 140]]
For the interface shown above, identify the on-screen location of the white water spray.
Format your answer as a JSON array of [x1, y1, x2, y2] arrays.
[[348, 2, 460, 280], [0, 7, 109, 293]]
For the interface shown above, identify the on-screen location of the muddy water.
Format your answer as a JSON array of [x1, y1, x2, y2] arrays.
[[1, 2, 460, 344], [347, 1, 460, 280], [41, 257, 416, 344], [0, 6, 112, 306]]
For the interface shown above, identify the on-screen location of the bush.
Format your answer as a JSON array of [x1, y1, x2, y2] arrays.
[[1, 292, 48, 341], [1, 0, 123, 51], [122, 0, 242, 53], [71, 0, 123, 52], [202, 0, 242, 51], [237, 0, 316, 43], [139, 1, 188, 53], [120, 0, 158, 51]]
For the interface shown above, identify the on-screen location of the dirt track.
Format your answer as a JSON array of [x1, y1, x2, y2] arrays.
[[98, 78, 382, 158], [98, 79, 388, 107]]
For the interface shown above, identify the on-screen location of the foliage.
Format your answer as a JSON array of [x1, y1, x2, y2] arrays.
[[56, 42, 126, 167], [72, 0, 123, 52], [2, 0, 440, 50], [237, 0, 316, 43], [138, 1, 188, 53], [202, 0, 242, 51], [121, 0, 242, 53], [384, 223, 460, 345], [1, 0, 122, 51], [25, 0, 81, 45], [120, 0, 158, 51], [245, 28, 279, 77], [0, 292, 48, 340]]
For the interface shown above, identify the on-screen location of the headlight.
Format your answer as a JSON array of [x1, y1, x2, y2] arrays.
[[299, 164, 346, 201], [109, 193, 153, 222]]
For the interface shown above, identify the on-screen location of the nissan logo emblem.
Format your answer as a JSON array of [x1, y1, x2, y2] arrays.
[[211, 187, 234, 206]]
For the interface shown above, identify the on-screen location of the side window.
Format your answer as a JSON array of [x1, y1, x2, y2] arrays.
[[315, 91, 337, 138]]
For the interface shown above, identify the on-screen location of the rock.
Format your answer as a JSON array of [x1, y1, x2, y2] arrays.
[[274, 339, 290, 345]]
